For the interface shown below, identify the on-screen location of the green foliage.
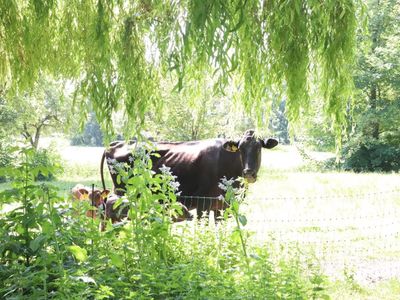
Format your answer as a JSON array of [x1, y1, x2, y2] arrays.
[[0, 141, 14, 183], [298, 117, 337, 152], [0, 76, 71, 149], [0, 0, 363, 138], [269, 99, 290, 145], [0, 146, 329, 299], [0, 148, 102, 298], [341, 0, 400, 171], [28, 147, 63, 181], [0, 98, 17, 182], [147, 75, 256, 141], [342, 137, 400, 172], [70, 113, 104, 146], [292, 0, 399, 162], [221, 177, 250, 265], [0, 146, 62, 184], [294, 96, 337, 152]]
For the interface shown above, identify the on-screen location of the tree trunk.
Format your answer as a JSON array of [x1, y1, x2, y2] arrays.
[[32, 126, 41, 149], [368, 11, 381, 140], [22, 115, 52, 150], [369, 85, 380, 140]]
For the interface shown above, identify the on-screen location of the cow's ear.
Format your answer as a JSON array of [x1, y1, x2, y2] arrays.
[[101, 189, 110, 199], [78, 188, 89, 200], [262, 138, 278, 149], [223, 141, 239, 152]]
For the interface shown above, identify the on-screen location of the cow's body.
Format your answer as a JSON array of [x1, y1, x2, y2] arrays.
[[154, 139, 242, 197], [101, 130, 278, 218]]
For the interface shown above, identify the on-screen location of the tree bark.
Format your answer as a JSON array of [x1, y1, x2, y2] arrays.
[[21, 115, 53, 150], [369, 85, 380, 139]]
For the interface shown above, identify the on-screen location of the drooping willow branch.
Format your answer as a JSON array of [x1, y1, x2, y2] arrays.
[[0, 0, 362, 138]]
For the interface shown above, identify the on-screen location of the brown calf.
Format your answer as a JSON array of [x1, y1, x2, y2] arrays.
[[71, 184, 192, 228], [71, 184, 110, 219]]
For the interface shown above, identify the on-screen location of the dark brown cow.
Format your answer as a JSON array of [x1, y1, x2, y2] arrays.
[[100, 130, 278, 219]]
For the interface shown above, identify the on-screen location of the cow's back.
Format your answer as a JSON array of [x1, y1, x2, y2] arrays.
[[105, 139, 244, 207], [154, 139, 242, 197]]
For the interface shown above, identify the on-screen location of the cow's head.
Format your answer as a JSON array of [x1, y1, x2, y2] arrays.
[[223, 130, 278, 183], [71, 184, 110, 218]]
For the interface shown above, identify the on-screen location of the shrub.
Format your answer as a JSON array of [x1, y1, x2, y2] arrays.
[[0, 142, 14, 183], [29, 148, 63, 181], [342, 139, 400, 172]]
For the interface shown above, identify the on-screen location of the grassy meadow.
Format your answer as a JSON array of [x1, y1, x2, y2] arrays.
[[246, 146, 400, 299], [1, 141, 400, 299]]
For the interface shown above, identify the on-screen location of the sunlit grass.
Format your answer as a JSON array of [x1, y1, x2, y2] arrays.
[[242, 146, 400, 297], [328, 278, 400, 300]]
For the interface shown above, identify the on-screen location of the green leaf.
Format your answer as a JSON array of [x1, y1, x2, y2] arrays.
[[68, 245, 88, 262], [230, 229, 241, 243], [30, 234, 47, 252], [238, 214, 247, 226], [232, 201, 239, 212], [109, 253, 124, 268], [112, 197, 124, 209]]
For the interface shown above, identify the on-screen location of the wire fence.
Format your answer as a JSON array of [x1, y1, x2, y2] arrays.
[[163, 188, 400, 283], [65, 184, 400, 283], [242, 188, 400, 283]]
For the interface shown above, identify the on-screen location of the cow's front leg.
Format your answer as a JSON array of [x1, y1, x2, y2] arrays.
[[212, 197, 228, 223], [196, 199, 210, 220], [214, 209, 225, 222]]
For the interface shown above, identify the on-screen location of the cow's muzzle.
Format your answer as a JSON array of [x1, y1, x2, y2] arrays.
[[243, 169, 257, 183]]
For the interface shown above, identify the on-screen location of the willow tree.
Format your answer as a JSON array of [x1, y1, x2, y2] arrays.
[[0, 0, 362, 139]]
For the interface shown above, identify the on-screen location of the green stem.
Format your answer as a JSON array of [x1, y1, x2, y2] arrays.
[[233, 212, 249, 267], [123, 245, 129, 279], [45, 187, 64, 277], [23, 152, 31, 267], [43, 263, 48, 300]]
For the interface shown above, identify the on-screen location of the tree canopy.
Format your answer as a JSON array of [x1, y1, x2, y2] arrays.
[[1, 76, 70, 148], [0, 0, 362, 138], [339, 0, 400, 171]]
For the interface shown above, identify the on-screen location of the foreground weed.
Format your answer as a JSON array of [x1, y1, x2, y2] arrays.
[[0, 146, 331, 299]]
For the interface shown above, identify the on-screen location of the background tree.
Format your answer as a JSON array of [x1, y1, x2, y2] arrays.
[[269, 99, 290, 145], [292, 94, 337, 152], [0, 77, 67, 181], [342, 0, 400, 171], [70, 112, 104, 147], [3, 77, 70, 149], [148, 74, 256, 141], [0, 97, 16, 181]]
